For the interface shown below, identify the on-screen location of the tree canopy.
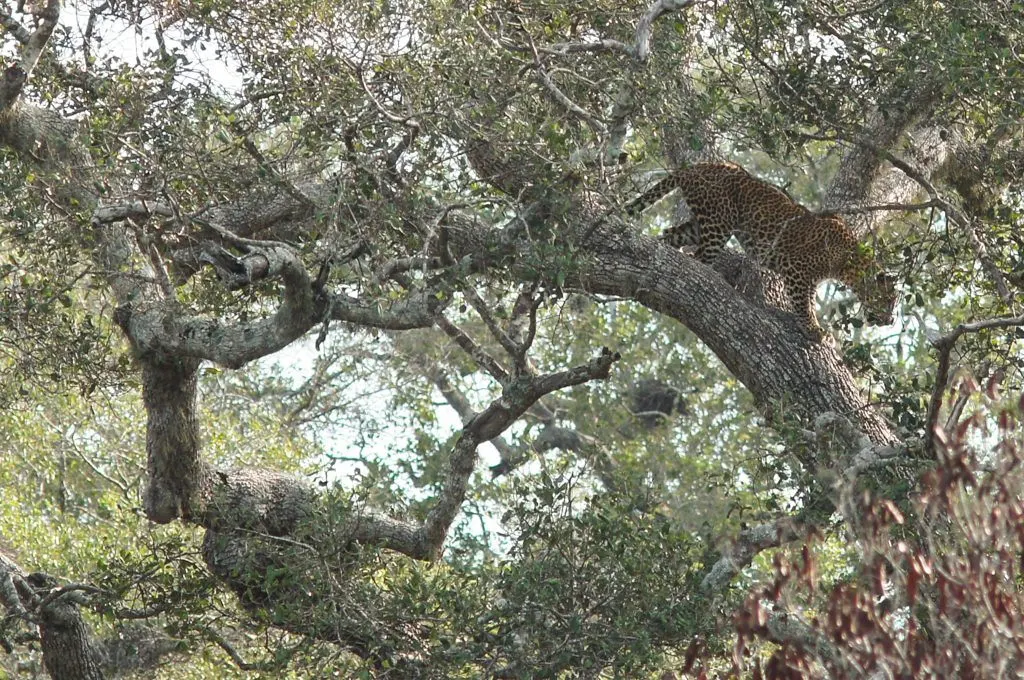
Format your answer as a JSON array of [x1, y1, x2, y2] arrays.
[[2, 0, 1024, 677]]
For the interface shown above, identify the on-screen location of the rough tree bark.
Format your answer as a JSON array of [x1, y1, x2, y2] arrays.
[[0, 552, 104, 680]]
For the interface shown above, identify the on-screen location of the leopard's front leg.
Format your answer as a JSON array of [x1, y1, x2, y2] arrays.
[[786, 274, 826, 339], [799, 292, 826, 339]]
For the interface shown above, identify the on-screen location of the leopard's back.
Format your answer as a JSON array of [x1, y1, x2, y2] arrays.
[[629, 163, 896, 332], [630, 163, 808, 260]]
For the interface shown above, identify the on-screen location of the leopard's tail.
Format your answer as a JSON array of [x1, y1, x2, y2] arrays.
[[625, 172, 682, 215], [661, 221, 700, 249]]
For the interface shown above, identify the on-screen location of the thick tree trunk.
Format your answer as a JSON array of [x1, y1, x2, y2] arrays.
[[139, 358, 210, 523], [0, 557, 105, 680], [37, 591, 105, 680]]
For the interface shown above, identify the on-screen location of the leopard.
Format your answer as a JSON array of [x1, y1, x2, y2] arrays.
[[627, 162, 897, 336]]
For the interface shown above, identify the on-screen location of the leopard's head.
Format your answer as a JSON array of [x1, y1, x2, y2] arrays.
[[855, 266, 898, 326]]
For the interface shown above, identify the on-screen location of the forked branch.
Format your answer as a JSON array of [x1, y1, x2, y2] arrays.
[[421, 347, 620, 555]]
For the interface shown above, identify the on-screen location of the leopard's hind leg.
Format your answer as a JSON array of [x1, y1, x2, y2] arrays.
[[663, 218, 730, 264]]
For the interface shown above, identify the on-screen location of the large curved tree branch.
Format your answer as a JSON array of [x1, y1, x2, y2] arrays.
[[190, 349, 620, 665], [446, 211, 899, 445]]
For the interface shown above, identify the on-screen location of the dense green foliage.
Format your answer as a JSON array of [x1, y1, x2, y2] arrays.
[[2, 0, 1024, 677]]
